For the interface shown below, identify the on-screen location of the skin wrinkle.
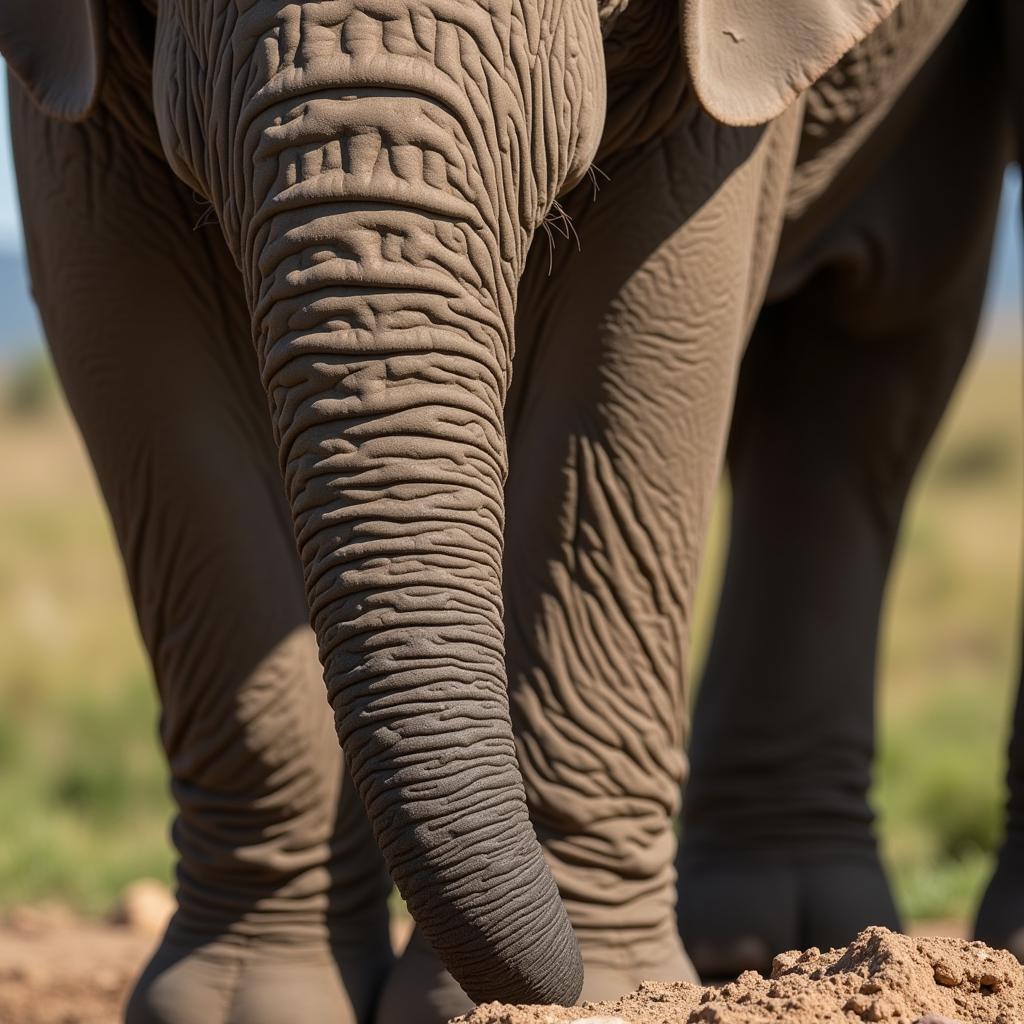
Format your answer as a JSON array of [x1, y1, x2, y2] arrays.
[[222, 2, 540, 286]]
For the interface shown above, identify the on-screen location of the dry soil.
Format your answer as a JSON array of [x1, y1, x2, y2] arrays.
[[459, 928, 1022, 1024], [0, 905, 155, 1024]]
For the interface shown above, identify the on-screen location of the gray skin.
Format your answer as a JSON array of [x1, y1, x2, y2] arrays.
[[677, 0, 1021, 980], [0, 0, 991, 1020]]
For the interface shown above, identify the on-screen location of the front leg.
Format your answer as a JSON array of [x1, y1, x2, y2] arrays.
[[506, 100, 800, 1002]]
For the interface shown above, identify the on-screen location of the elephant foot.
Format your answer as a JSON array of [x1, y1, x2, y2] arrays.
[[374, 927, 474, 1024], [676, 843, 901, 980], [974, 842, 1024, 961], [374, 923, 696, 1024], [574, 927, 698, 1000], [125, 917, 393, 1024]]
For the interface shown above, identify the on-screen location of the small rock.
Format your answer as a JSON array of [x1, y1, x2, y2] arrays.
[[843, 995, 892, 1021], [844, 995, 870, 1015], [771, 950, 800, 976], [913, 1017, 964, 1024], [110, 878, 175, 936], [932, 960, 962, 986], [689, 1010, 724, 1024]]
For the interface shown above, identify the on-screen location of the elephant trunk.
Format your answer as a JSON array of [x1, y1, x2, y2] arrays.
[[247, 102, 580, 1004]]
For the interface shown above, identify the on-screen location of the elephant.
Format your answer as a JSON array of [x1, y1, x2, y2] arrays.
[[675, 0, 1022, 981], [0, 0, 1003, 1021]]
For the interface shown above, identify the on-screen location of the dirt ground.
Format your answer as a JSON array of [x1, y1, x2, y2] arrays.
[[462, 927, 1021, 1024], [0, 908, 154, 1024], [0, 896, 421, 1024], [0, 904, 970, 1024]]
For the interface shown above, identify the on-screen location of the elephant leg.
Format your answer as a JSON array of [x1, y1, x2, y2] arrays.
[[9, 71, 392, 1024], [978, 644, 1024, 957], [677, 0, 1009, 978], [507, 102, 803, 1002], [977, 686, 1024, 959], [374, 80, 804, 1020]]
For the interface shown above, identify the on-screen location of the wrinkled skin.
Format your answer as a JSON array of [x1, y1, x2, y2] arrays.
[[1, 0, 1000, 1020], [678, 0, 1019, 980]]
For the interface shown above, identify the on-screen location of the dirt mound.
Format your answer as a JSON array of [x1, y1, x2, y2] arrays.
[[458, 928, 1023, 1024]]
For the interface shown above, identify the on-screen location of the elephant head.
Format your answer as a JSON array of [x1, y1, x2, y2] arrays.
[[1, 0, 901, 1006]]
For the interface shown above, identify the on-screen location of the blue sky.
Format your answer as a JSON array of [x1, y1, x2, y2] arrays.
[[0, 77, 21, 248], [988, 169, 1022, 328], [0, 74, 1019, 327]]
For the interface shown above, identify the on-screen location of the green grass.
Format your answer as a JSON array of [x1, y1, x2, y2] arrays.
[[0, 366, 172, 913], [1, 340, 1022, 922], [0, 679, 172, 913], [871, 344, 1022, 922]]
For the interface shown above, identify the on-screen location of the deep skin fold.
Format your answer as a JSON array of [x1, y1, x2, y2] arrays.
[[150, 0, 605, 1005]]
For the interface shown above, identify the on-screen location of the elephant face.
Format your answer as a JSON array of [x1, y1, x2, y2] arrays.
[[0, 0, 906, 1006]]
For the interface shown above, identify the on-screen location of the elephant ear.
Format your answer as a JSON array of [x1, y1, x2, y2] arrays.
[[683, 0, 900, 126], [1, 1, 104, 122]]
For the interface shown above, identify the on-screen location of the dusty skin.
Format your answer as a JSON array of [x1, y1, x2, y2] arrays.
[[459, 929, 1021, 1024]]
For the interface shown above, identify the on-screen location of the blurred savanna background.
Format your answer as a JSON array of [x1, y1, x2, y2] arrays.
[[2, 72, 1024, 940]]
